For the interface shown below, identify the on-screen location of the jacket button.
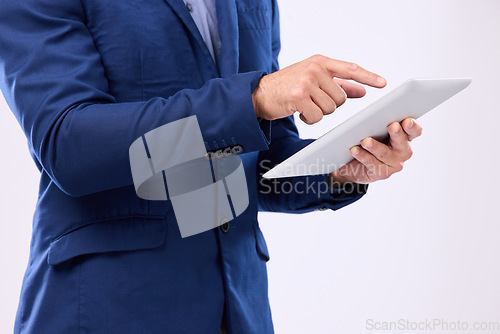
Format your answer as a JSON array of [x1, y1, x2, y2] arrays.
[[231, 145, 243, 155], [214, 149, 224, 159], [222, 147, 233, 157], [220, 218, 230, 233], [185, 2, 193, 12]]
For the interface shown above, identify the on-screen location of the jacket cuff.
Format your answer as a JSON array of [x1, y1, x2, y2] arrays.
[[204, 71, 270, 155], [303, 174, 368, 212], [257, 118, 272, 145]]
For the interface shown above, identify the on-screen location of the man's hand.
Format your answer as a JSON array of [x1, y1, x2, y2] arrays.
[[329, 118, 423, 187], [252, 54, 386, 124]]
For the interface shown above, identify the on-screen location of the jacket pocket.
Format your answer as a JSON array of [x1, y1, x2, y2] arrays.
[[47, 216, 166, 265], [253, 223, 270, 262], [236, 1, 271, 31]]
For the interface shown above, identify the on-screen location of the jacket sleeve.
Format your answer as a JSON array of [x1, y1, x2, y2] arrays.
[[0, 0, 269, 197], [257, 0, 367, 213]]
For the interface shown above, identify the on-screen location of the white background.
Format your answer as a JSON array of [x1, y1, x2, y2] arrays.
[[1, 0, 499, 333]]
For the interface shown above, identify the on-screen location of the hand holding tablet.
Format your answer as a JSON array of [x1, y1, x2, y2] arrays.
[[263, 78, 472, 179]]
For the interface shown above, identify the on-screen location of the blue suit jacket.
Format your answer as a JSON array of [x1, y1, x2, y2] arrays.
[[0, 0, 365, 333]]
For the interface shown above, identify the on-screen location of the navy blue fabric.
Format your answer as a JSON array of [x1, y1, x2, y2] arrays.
[[0, 0, 366, 333]]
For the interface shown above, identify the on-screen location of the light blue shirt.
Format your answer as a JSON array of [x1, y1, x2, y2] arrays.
[[183, 0, 221, 63]]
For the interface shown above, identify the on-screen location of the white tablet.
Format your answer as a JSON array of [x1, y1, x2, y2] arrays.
[[262, 78, 471, 179]]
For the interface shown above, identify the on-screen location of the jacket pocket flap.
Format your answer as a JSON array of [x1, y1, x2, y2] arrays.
[[48, 217, 166, 266]]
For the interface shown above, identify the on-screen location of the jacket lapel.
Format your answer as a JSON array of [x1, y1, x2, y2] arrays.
[[163, 0, 215, 67], [163, 0, 240, 78]]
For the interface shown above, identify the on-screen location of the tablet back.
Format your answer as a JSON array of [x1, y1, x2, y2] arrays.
[[263, 78, 472, 179]]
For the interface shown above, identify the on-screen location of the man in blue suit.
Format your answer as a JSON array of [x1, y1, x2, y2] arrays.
[[0, 0, 422, 333]]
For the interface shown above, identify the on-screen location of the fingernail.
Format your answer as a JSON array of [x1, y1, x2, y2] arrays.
[[390, 124, 399, 134], [352, 147, 360, 156], [409, 119, 414, 128], [377, 77, 386, 86], [363, 139, 373, 148]]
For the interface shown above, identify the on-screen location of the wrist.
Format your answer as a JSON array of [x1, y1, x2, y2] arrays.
[[252, 86, 263, 119], [328, 170, 352, 189], [252, 74, 272, 120]]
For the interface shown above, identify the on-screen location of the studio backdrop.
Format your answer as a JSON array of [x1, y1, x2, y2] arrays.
[[1, 0, 499, 333]]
